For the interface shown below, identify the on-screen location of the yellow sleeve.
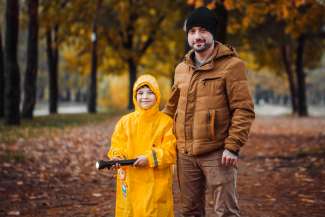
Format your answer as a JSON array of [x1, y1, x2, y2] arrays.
[[145, 119, 176, 169], [107, 118, 128, 159]]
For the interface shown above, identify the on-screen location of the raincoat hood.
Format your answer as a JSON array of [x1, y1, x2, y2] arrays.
[[133, 74, 161, 117]]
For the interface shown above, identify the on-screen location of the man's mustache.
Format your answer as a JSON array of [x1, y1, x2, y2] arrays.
[[193, 39, 206, 44]]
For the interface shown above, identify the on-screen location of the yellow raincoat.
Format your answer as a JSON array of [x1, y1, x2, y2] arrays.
[[108, 74, 176, 217]]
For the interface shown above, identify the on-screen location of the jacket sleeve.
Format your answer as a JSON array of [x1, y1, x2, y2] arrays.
[[162, 70, 180, 118], [107, 118, 128, 159], [224, 59, 255, 154], [144, 119, 176, 169]]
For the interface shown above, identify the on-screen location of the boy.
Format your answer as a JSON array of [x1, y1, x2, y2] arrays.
[[108, 74, 176, 217]]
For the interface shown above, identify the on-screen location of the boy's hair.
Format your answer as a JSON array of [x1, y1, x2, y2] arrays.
[[136, 84, 151, 92], [136, 85, 157, 99]]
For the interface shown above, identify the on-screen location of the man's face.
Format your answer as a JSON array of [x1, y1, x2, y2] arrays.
[[187, 26, 214, 52], [136, 86, 156, 110]]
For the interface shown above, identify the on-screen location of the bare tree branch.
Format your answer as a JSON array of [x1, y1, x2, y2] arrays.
[[139, 14, 166, 55]]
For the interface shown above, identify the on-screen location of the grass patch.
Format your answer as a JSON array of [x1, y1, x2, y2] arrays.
[[0, 112, 121, 144], [0, 150, 26, 163], [296, 146, 325, 158]]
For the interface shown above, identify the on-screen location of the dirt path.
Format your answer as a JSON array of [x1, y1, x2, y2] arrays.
[[1, 116, 324, 217]]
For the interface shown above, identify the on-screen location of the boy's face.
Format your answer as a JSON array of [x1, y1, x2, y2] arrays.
[[136, 86, 156, 110], [187, 26, 214, 52]]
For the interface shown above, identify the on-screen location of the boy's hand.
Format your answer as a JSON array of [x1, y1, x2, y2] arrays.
[[110, 157, 122, 170], [221, 149, 238, 167], [133, 155, 148, 167]]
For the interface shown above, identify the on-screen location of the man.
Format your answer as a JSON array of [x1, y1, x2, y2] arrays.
[[163, 7, 255, 217]]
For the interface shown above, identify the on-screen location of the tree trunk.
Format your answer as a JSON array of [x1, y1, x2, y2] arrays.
[[0, 28, 4, 118], [4, 0, 20, 125], [281, 44, 298, 115], [127, 58, 137, 110], [22, 0, 39, 119], [88, 0, 102, 113], [214, 2, 228, 43], [88, 31, 98, 113], [46, 25, 59, 114], [295, 35, 308, 117]]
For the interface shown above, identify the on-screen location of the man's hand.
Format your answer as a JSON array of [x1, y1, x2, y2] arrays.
[[221, 149, 238, 167], [133, 155, 149, 167]]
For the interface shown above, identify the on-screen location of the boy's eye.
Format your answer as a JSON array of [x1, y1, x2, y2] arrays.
[[138, 91, 153, 94]]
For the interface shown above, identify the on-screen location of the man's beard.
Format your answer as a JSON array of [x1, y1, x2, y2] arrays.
[[191, 40, 213, 53]]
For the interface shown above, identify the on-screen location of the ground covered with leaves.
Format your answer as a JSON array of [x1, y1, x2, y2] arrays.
[[0, 115, 324, 217]]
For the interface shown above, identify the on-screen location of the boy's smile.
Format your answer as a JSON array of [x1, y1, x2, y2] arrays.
[[136, 86, 157, 110]]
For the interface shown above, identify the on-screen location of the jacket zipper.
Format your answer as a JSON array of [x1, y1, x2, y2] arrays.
[[184, 66, 197, 154]]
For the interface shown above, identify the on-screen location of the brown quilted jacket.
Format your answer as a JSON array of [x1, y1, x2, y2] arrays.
[[163, 42, 255, 156]]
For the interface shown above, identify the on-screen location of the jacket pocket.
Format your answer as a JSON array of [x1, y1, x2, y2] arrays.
[[202, 76, 222, 85], [172, 111, 178, 138], [208, 110, 216, 140], [198, 75, 224, 97]]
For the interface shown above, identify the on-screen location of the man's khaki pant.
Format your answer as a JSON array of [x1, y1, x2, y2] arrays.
[[177, 150, 240, 217]]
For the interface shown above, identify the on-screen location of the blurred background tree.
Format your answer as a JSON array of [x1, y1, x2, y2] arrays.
[[234, 0, 325, 116], [21, 0, 39, 119], [4, 0, 20, 125], [98, 0, 185, 109], [0, 25, 4, 119]]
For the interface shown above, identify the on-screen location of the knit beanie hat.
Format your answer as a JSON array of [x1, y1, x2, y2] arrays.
[[185, 7, 218, 40]]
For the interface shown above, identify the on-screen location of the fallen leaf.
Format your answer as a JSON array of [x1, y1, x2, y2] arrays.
[[3, 163, 11, 167], [7, 211, 20, 216], [300, 198, 315, 203], [92, 193, 102, 197]]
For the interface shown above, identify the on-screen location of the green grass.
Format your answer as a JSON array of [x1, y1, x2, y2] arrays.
[[0, 112, 121, 144], [1, 149, 26, 163], [296, 146, 325, 158]]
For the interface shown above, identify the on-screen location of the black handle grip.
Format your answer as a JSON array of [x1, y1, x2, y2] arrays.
[[96, 159, 137, 170]]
